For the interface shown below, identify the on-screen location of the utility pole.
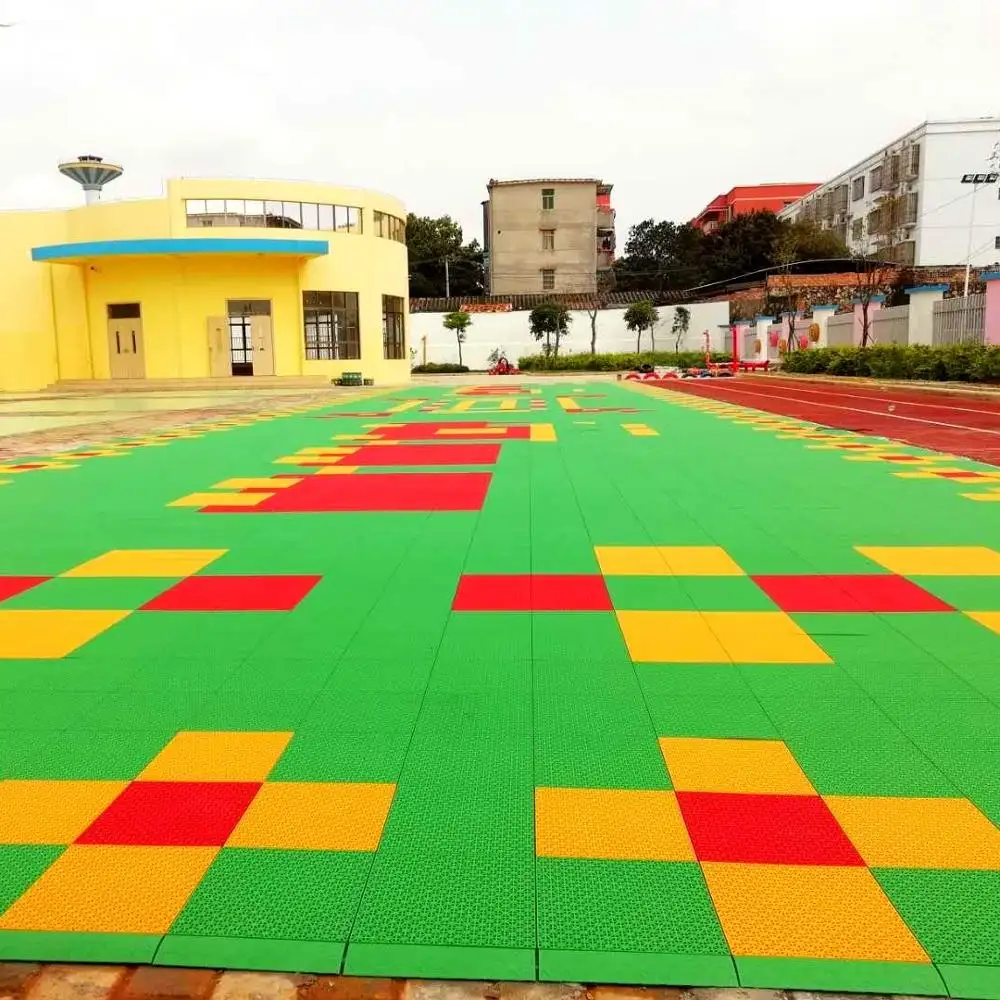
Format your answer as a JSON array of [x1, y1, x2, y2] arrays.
[[444, 258, 450, 298]]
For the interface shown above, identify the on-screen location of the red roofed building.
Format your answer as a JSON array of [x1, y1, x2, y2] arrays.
[[691, 183, 819, 232]]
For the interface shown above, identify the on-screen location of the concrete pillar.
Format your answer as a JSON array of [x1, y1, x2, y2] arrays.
[[853, 294, 885, 346], [983, 273, 1000, 346], [904, 284, 947, 346], [754, 316, 774, 359], [734, 320, 752, 360], [811, 304, 837, 347]]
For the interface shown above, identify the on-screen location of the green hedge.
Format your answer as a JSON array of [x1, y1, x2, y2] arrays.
[[781, 344, 1000, 382], [517, 351, 731, 372], [411, 362, 470, 374]]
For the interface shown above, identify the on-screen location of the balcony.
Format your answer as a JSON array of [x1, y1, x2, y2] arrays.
[[597, 207, 615, 231]]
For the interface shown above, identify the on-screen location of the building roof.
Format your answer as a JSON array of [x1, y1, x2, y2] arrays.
[[487, 178, 607, 189], [410, 289, 683, 313]]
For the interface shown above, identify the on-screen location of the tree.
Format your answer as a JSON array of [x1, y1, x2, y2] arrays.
[[529, 302, 572, 357], [584, 270, 616, 355], [442, 310, 471, 366], [615, 219, 705, 292], [406, 214, 484, 298], [624, 301, 659, 353], [671, 306, 691, 352]]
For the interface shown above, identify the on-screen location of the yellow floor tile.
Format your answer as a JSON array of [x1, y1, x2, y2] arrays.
[[530, 424, 557, 442], [595, 547, 670, 576], [63, 549, 227, 577], [139, 731, 293, 783], [967, 611, 1000, 635], [535, 787, 694, 861], [212, 478, 301, 490], [0, 781, 127, 844], [702, 862, 930, 962], [169, 492, 271, 508], [0, 610, 130, 659], [963, 493, 1000, 502], [315, 466, 359, 475], [857, 545, 1000, 576], [893, 472, 941, 480], [825, 795, 1000, 869], [227, 782, 395, 851], [704, 612, 832, 664], [658, 546, 745, 576], [659, 738, 815, 794], [616, 611, 729, 663], [0, 845, 218, 934]]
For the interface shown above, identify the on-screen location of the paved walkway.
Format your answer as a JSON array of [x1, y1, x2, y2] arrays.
[[2, 381, 1000, 997]]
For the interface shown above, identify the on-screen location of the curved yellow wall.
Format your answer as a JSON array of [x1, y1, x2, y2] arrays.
[[0, 178, 410, 391]]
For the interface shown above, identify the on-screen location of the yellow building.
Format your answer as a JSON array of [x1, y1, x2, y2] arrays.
[[0, 176, 410, 391]]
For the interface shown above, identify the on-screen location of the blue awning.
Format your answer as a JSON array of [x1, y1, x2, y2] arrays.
[[31, 237, 329, 262]]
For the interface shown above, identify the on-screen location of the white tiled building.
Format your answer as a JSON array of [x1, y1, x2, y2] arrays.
[[779, 118, 1000, 268]]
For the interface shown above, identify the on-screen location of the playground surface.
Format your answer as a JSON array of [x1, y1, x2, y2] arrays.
[[3, 379, 1000, 997]]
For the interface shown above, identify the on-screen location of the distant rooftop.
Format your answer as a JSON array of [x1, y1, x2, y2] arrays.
[[487, 178, 611, 191]]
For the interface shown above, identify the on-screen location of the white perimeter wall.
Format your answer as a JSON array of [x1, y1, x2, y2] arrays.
[[409, 301, 731, 369]]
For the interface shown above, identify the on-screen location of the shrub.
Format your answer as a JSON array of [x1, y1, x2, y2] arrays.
[[411, 362, 469, 374], [517, 351, 730, 372], [781, 344, 1000, 383]]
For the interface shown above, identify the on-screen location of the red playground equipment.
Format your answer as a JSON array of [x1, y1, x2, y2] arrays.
[[488, 356, 520, 376]]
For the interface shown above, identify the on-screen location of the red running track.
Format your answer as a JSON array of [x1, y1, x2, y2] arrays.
[[650, 376, 1000, 465]]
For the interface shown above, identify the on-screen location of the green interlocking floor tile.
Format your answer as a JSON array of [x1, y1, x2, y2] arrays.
[[939, 965, 1000, 1000], [2, 730, 173, 779], [874, 869, 1000, 967], [0, 577, 173, 610], [537, 859, 732, 982], [916, 576, 1000, 611], [155, 936, 345, 974], [170, 849, 371, 947], [636, 666, 779, 738], [680, 576, 779, 611], [0, 931, 160, 964], [344, 943, 535, 980], [734, 956, 946, 995], [532, 612, 630, 663], [606, 577, 694, 611]]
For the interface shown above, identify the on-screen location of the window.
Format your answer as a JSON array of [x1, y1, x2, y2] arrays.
[[541, 269, 555, 291], [185, 199, 363, 232], [903, 192, 919, 225], [906, 145, 920, 178], [372, 210, 405, 242], [541, 188, 555, 210], [382, 295, 406, 359], [871, 166, 884, 192], [302, 291, 360, 360], [888, 155, 901, 186], [851, 218, 864, 241], [107, 302, 141, 319], [852, 176, 865, 201], [995, 236, 1000, 251], [541, 229, 555, 250]]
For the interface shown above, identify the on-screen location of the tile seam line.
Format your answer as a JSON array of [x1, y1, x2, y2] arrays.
[[342, 393, 487, 960]]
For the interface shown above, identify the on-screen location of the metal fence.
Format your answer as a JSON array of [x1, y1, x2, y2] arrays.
[[932, 295, 986, 346], [826, 313, 854, 347], [871, 304, 909, 345]]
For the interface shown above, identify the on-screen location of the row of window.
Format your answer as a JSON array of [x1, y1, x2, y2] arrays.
[[184, 199, 405, 241], [302, 291, 406, 361]]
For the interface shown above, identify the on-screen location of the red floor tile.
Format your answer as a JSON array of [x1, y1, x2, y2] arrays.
[[0, 576, 50, 602], [206, 473, 493, 513], [676, 791, 865, 866], [142, 575, 321, 611], [452, 574, 612, 611], [77, 781, 261, 846], [752, 574, 953, 613], [345, 444, 501, 466]]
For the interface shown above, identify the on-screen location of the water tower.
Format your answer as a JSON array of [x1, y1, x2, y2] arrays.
[[58, 155, 123, 205]]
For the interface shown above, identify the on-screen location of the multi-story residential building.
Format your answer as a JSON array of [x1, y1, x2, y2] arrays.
[[691, 183, 819, 232], [779, 118, 1000, 267], [482, 178, 614, 295]]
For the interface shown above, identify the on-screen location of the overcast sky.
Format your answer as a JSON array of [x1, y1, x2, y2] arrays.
[[1, 0, 997, 244]]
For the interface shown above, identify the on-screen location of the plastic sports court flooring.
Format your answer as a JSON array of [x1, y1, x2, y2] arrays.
[[5, 381, 1000, 997]]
